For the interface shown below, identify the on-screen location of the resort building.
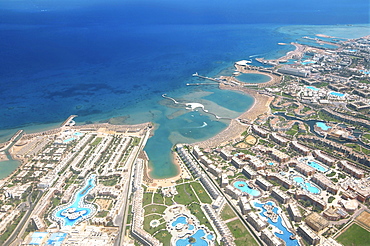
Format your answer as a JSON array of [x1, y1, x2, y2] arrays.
[[231, 156, 248, 169], [200, 155, 213, 167], [249, 157, 266, 171], [212, 196, 225, 210], [238, 197, 252, 215], [200, 174, 220, 199], [255, 177, 273, 191], [287, 203, 302, 222], [291, 141, 311, 155], [297, 224, 320, 245], [313, 150, 336, 166], [267, 173, 293, 189], [242, 166, 257, 179], [247, 212, 268, 232], [270, 133, 289, 146], [277, 66, 310, 77], [271, 188, 291, 204], [305, 212, 329, 232], [208, 164, 222, 178], [220, 149, 233, 161], [203, 204, 236, 246], [338, 160, 364, 179], [225, 185, 243, 200], [252, 125, 269, 138], [311, 173, 339, 194], [266, 148, 290, 163], [260, 228, 284, 246], [220, 173, 229, 188], [294, 191, 327, 210], [295, 162, 316, 176], [323, 206, 348, 221], [192, 145, 204, 159]]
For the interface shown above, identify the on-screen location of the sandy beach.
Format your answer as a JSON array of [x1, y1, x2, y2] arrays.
[[193, 82, 273, 148], [146, 151, 188, 187]]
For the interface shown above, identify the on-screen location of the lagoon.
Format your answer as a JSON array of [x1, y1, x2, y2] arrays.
[[236, 73, 271, 84]]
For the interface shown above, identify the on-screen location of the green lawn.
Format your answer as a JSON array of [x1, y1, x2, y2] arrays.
[[226, 219, 259, 246], [143, 214, 165, 234], [188, 203, 210, 227], [144, 205, 167, 215], [154, 229, 172, 246], [164, 196, 174, 206], [143, 192, 153, 207], [336, 223, 370, 246], [153, 193, 164, 204], [91, 137, 102, 146], [190, 182, 212, 204], [174, 183, 199, 205], [220, 204, 237, 221]]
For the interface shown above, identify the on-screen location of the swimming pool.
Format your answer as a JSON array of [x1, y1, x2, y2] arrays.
[[293, 177, 320, 194], [307, 161, 328, 172], [254, 201, 300, 246], [316, 122, 331, 131], [306, 86, 319, 91], [176, 229, 212, 246], [268, 162, 274, 166], [172, 216, 194, 230], [233, 181, 260, 197], [73, 132, 84, 136], [63, 137, 76, 143], [54, 175, 96, 226], [329, 92, 345, 97]]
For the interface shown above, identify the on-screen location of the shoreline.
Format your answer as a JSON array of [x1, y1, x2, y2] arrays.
[[146, 151, 184, 187], [192, 82, 273, 148]]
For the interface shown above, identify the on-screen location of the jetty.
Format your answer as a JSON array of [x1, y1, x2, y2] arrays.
[[192, 72, 221, 83], [186, 83, 219, 86], [0, 130, 24, 151], [61, 115, 78, 127]]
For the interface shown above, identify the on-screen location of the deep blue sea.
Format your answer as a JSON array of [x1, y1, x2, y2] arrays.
[[0, 0, 369, 178]]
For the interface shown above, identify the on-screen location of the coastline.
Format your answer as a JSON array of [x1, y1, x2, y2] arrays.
[[146, 151, 184, 188], [192, 82, 273, 148]]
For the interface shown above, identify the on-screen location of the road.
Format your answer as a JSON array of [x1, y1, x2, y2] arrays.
[[115, 130, 150, 246], [5, 190, 41, 246]]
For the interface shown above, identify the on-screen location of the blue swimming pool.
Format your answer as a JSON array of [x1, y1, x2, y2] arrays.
[[316, 122, 331, 131], [293, 177, 320, 194], [30, 232, 49, 245], [233, 181, 260, 197], [330, 92, 345, 97], [268, 162, 274, 166], [63, 137, 76, 143], [54, 175, 96, 226], [307, 161, 328, 172], [306, 86, 319, 91], [254, 201, 300, 246], [176, 229, 212, 246], [73, 132, 84, 136], [172, 216, 195, 230]]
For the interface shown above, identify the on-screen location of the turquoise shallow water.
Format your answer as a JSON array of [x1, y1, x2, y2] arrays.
[[0, 0, 369, 179], [236, 73, 271, 84]]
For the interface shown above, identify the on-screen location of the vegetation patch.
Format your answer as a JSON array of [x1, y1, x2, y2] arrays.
[[220, 204, 237, 221], [336, 223, 370, 246], [174, 183, 199, 205], [226, 219, 259, 246], [144, 205, 167, 215], [190, 182, 212, 204]]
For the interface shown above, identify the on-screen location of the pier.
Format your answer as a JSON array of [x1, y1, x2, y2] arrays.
[[0, 130, 24, 151], [61, 115, 78, 127], [192, 72, 221, 83], [186, 83, 219, 86]]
